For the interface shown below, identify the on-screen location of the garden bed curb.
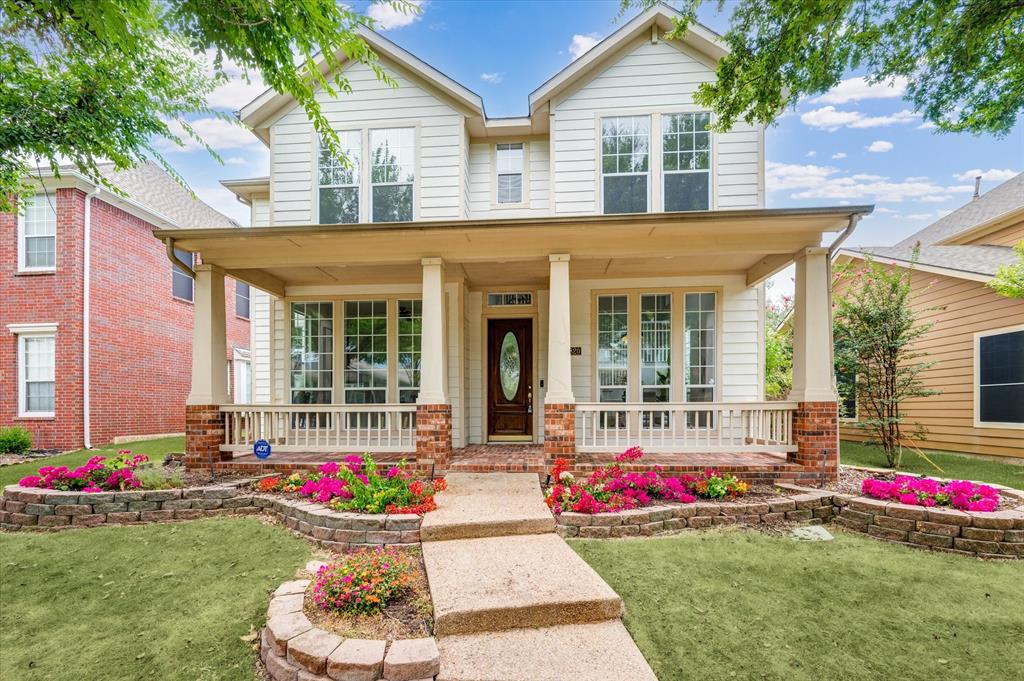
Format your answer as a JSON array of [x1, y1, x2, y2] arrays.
[[0, 483, 422, 550], [262, 569, 440, 681]]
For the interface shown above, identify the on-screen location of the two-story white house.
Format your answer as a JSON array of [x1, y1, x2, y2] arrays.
[[157, 5, 870, 482]]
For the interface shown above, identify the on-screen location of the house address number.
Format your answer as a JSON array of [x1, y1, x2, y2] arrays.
[[570, 346, 582, 356]]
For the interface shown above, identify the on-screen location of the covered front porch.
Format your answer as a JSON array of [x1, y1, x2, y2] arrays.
[[157, 207, 868, 482]]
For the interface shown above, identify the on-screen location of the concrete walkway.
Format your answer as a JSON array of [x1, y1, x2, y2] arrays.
[[422, 473, 658, 681]]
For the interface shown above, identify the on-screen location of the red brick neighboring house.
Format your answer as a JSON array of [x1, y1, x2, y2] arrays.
[[1, 163, 251, 451]]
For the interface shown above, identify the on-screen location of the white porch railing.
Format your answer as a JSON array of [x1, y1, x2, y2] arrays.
[[575, 401, 798, 453], [220, 404, 417, 453]]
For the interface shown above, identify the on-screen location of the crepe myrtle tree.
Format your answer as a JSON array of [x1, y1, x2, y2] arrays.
[[621, 0, 1024, 137], [988, 240, 1024, 299], [833, 253, 939, 468], [0, 0, 419, 212]]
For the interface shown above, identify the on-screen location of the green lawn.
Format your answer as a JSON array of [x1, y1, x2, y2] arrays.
[[0, 435, 185, 489], [0, 517, 309, 681], [841, 440, 1024, 489], [573, 529, 1024, 681]]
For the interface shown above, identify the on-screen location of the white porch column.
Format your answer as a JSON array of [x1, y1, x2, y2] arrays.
[[790, 247, 837, 402], [417, 257, 448, 404], [545, 253, 575, 404], [187, 264, 230, 405]]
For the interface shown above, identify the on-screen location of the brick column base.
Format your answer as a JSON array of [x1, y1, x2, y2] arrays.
[[789, 401, 839, 482], [416, 404, 452, 472], [544, 403, 576, 469], [185, 404, 227, 469]]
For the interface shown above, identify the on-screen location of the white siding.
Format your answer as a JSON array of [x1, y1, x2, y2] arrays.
[[468, 140, 551, 218], [552, 37, 762, 215], [249, 195, 273, 403], [465, 291, 483, 443], [269, 58, 465, 225]]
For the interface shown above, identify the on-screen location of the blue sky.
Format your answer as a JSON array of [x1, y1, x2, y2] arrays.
[[168, 0, 1023, 260]]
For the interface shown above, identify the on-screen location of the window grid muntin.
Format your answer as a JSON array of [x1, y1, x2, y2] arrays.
[[684, 292, 716, 427], [343, 300, 388, 404], [21, 334, 55, 414], [318, 131, 361, 224], [640, 294, 672, 428], [370, 128, 415, 222], [663, 112, 712, 212], [601, 116, 650, 214], [290, 302, 334, 405], [597, 295, 629, 428], [397, 299, 422, 404], [496, 143, 524, 204], [21, 194, 57, 270]]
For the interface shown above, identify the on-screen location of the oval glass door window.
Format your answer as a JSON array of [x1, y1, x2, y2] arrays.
[[499, 331, 521, 400]]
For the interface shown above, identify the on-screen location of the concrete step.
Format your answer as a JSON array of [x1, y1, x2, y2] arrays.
[[422, 473, 554, 541], [436, 620, 658, 681], [422, 533, 623, 635]]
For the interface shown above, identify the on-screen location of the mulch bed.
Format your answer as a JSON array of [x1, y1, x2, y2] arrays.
[[303, 548, 433, 640]]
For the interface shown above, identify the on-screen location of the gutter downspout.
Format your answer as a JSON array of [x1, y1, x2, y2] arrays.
[[164, 237, 196, 277], [824, 213, 863, 407], [83, 186, 101, 449]]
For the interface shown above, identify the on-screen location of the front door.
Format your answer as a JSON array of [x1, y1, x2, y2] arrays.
[[487, 319, 533, 439]]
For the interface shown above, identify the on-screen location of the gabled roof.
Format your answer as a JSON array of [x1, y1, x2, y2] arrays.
[[839, 244, 1016, 280]]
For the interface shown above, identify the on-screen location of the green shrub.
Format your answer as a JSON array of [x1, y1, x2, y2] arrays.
[[133, 465, 184, 490], [0, 427, 33, 455]]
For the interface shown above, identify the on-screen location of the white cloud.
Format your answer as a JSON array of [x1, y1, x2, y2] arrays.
[[480, 72, 504, 84], [952, 168, 1018, 182], [569, 33, 601, 60], [831, 152, 847, 159], [224, 156, 248, 165], [801, 106, 919, 131], [806, 151, 817, 158], [918, 121, 938, 130], [766, 161, 973, 203], [156, 118, 262, 153], [814, 76, 909, 105], [866, 140, 893, 153], [917, 195, 951, 203], [904, 176, 929, 182], [205, 51, 266, 110], [368, 0, 424, 30]]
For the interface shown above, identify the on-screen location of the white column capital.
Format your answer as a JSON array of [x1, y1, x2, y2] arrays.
[[549, 253, 570, 263], [421, 256, 444, 267]]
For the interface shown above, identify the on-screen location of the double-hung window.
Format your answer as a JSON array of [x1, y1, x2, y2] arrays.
[[290, 302, 334, 406], [495, 143, 524, 204], [684, 292, 716, 427], [663, 112, 711, 211], [596, 295, 629, 428], [397, 300, 423, 404], [640, 294, 671, 428], [17, 330, 56, 417], [601, 116, 649, 214], [344, 300, 388, 404], [235, 281, 250, 319], [318, 131, 361, 224], [172, 248, 194, 302], [370, 128, 415, 222], [976, 328, 1024, 426], [18, 194, 57, 271]]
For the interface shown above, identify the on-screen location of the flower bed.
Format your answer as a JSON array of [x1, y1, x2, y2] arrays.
[[545, 447, 749, 514], [861, 475, 1001, 512], [253, 455, 446, 515], [17, 451, 182, 492]]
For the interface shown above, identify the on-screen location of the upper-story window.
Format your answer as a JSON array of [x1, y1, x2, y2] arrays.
[[18, 193, 57, 272], [663, 112, 711, 211], [235, 281, 250, 319], [601, 116, 650, 214], [172, 248, 194, 302], [370, 128, 415, 222], [496, 143, 524, 204], [318, 131, 361, 224]]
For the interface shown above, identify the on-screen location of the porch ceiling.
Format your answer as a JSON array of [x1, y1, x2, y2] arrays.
[[154, 206, 872, 292]]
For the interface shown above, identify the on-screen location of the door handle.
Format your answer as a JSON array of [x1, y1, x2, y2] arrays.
[[527, 388, 533, 414]]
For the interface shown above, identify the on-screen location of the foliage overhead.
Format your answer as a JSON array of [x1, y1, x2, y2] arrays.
[[622, 0, 1024, 136], [0, 0, 415, 212], [988, 240, 1024, 298]]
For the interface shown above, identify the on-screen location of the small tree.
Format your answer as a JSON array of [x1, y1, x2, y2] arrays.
[[988, 240, 1024, 299], [833, 255, 939, 468], [764, 289, 793, 400]]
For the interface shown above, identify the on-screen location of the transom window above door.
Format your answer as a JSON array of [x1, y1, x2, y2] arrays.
[[495, 143, 524, 204], [601, 116, 650, 214]]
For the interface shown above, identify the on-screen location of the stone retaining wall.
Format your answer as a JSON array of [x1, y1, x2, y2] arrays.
[[0, 483, 421, 550]]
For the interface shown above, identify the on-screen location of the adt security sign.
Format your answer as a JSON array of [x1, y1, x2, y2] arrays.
[[254, 439, 272, 460]]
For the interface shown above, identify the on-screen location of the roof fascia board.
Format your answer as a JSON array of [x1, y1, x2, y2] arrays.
[[834, 249, 994, 283], [27, 169, 180, 229]]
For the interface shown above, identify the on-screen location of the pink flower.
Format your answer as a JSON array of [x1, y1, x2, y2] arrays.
[[319, 462, 340, 475]]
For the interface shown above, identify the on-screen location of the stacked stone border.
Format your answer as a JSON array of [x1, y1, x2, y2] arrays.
[[263, 565, 439, 681], [554, 483, 1024, 559], [0, 482, 421, 550]]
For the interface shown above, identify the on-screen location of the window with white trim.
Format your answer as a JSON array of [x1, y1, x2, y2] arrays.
[[370, 128, 415, 222], [597, 295, 628, 428], [290, 302, 334, 406], [172, 248, 194, 301], [977, 329, 1023, 425], [18, 193, 57, 271], [397, 300, 422, 404], [684, 292, 716, 427], [318, 131, 361, 224], [495, 143, 524, 204], [344, 300, 388, 404], [18, 332, 56, 416], [640, 294, 671, 428], [601, 116, 649, 214], [663, 112, 711, 212], [235, 281, 250, 319]]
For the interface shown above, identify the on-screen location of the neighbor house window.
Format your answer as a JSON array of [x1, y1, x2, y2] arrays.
[[495, 143, 524, 204], [290, 302, 334, 405], [235, 281, 250, 319], [17, 331, 56, 417], [976, 328, 1024, 425], [370, 128, 415, 222], [684, 292, 716, 426], [344, 300, 388, 404], [663, 112, 711, 211], [318, 131, 360, 224], [172, 248, 194, 302], [640, 294, 671, 428], [18, 193, 57, 271], [601, 116, 649, 214], [397, 300, 422, 403]]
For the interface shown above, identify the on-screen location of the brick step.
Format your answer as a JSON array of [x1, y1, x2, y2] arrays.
[[419, 472, 554, 541], [422, 533, 623, 635], [436, 620, 657, 681]]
